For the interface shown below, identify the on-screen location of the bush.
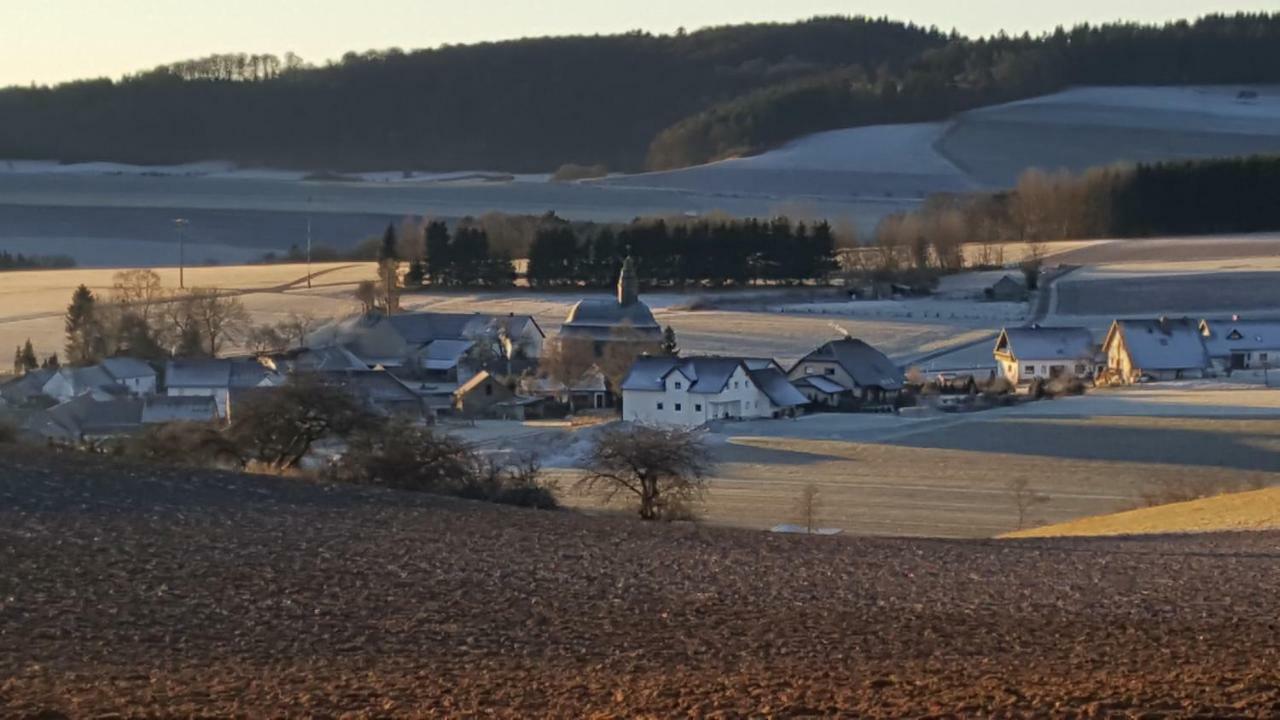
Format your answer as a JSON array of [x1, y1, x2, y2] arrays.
[[0, 421, 16, 444], [329, 421, 559, 509], [1044, 375, 1086, 398], [116, 422, 242, 468]]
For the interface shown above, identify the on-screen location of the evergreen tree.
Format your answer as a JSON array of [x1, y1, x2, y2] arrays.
[[423, 221, 452, 285], [65, 284, 105, 366], [42, 353, 59, 369], [480, 250, 516, 288], [19, 339, 37, 373], [450, 226, 490, 286], [113, 312, 165, 360], [12, 346, 22, 376], [377, 224, 401, 314], [660, 326, 679, 356]]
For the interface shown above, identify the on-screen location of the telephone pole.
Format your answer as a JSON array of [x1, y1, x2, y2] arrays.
[[306, 196, 313, 289], [173, 218, 189, 289]]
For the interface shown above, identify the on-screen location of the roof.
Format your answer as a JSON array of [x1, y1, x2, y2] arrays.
[[307, 311, 542, 362], [563, 298, 661, 329], [166, 359, 279, 390], [28, 396, 143, 439], [793, 375, 847, 394], [792, 338, 903, 390], [1200, 318, 1280, 355], [1107, 318, 1209, 371], [994, 327, 1095, 361], [307, 370, 422, 404], [387, 312, 542, 345], [100, 357, 156, 380], [747, 367, 808, 408], [53, 365, 121, 394], [0, 370, 56, 406], [621, 356, 780, 395], [142, 396, 219, 424], [422, 339, 474, 370], [455, 370, 503, 397]]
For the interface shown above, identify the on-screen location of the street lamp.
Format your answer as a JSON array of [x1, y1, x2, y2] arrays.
[[173, 218, 189, 289]]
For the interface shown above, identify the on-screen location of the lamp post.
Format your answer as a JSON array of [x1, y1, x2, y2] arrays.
[[306, 196, 313, 289], [173, 218, 189, 289]]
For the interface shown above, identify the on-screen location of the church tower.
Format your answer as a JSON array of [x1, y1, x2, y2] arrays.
[[617, 255, 638, 306]]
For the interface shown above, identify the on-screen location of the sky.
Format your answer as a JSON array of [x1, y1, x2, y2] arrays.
[[1, 0, 1272, 88]]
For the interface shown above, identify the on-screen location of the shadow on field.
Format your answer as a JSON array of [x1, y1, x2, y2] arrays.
[[714, 439, 840, 466], [886, 418, 1280, 472]]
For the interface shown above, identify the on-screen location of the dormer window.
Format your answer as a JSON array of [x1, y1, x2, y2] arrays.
[[674, 381, 682, 390]]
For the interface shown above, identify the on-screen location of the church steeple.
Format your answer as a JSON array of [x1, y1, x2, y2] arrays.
[[617, 255, 638, 306]]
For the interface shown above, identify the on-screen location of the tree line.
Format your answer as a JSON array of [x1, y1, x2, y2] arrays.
[[0, 251, 75, 270], [646, 13, 1280, 168], [12, 270, 315, 374], [863, 154, 1280, 274], [4, 14, 1278, 173], [527, 217, 839, 287]]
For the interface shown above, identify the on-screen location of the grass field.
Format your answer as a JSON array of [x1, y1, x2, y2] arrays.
[[1004, 486, 1280, 538]]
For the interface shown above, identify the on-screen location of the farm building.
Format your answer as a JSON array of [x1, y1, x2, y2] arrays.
[[1101, 318, 1210, 384], [786, 338, 903, 409], [100, 357, 158, 396], [453, 370, 516, 417], [165, 358, 283, 418], [1199, 318, 1280, 372], [559, 256, 663, 354], [992, 327, 1099, 385], [985, 275, 1028, 302], [525, 366, 613, 410], [40, 365, 128, 403], [621, 356, 806, 427], [306, 310, 544, 379]]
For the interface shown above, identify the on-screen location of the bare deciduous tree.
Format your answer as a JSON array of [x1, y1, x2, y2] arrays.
[[538, 337, 597, 412], [795, 482, 822, 534], [1009, 477, 1050, 530], [578, 424, 712, 520], [275, 312, 318, 349], [111, 269, 165, 322], [354, 280, 377, 314], [180, 288, 251, 356]]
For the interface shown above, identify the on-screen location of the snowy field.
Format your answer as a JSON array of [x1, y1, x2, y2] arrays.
[[940, 85, 1280, 186]]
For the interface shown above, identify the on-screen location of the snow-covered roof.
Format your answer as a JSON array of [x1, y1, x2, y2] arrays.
[[100, 357, 156, 380], [621, 356, 780, 395], [1107, 318, 1209, 371], [166, 358, 278, 389], [29, 395, 143, 439], [792, 338, 903, 390], [1200, 318, 1280, 355], [422, 339, 474, 370], [748, 367, 808, 408], [994, 327, 1095, 361]]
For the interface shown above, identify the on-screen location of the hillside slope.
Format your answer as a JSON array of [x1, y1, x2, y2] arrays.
[[3, 449, 1280, 716], [1006, 486, 1280, 539]]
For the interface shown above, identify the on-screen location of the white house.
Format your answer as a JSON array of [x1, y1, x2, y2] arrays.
[[165, 358, 282, 418], [1101, 318, 1210, 384], [621, 356, 807, 427], [40, 366, 126, 403], [992, 327, 1099, 385], [786, 338, 903, 408], [1199, 317, 1280, 372], [101, 357, 158, 396]]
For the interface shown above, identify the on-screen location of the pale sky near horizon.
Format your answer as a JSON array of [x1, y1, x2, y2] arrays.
[[1, 0, 1272, 88]]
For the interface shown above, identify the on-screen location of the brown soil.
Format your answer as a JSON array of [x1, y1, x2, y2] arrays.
[[2, 448, 1279, 718]]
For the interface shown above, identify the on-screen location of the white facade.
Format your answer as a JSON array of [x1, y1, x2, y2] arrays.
[[999, 357, 1094, 385], [624, 365, 778, 428]]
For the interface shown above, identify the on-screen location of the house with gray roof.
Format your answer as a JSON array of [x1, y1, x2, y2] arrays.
[[22, 395, 144, 443], [1102, 318, 1210, 384], [559, 257, 663, 352], [41, 365, 129, 403], [993, 327, 1100, 385], [306, 369, 431, 420], [165, 358, 282, 418], [786, 338, 903, 408], [621, 355, 806, 427], [142, 395, 219, 425], [1198, 317, 1280, 372], [100, 357, 158, 395], [304, 310, 542, 380], [0, 369, 56, 408]]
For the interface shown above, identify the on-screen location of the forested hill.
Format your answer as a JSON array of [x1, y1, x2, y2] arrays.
[[0, 18, 944, 173], [2, 13, 1279, 174]]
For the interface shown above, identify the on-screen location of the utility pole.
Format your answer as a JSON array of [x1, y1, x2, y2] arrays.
[[173, 218, 189, 289], [306, 196, 313, 289]]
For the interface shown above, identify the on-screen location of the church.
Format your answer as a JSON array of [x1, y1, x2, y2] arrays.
[[559, 256, 663, 353]]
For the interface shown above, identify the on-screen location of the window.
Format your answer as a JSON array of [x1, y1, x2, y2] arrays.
[[1075, 364, 1086, 375], [733, 381, 739, 389], [657, 402, 664, 410], [695, 404, 702, 412], [485, 383, 493, 396], [804, 366, 814, 375], [674, 381, 682, 389], [1024, 365, 1035, 376], [674, 403, 682, 411], [1262, 353, 1270, 364], [824, 368, 835, 376]]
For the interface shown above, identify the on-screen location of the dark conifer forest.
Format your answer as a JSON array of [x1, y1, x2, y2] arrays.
[[2, 13, 1279, 173]]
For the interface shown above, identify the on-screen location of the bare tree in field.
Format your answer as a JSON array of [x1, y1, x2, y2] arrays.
[[578, 424, 712, 520], [795, 482, 822, 534], [1008, 477, 1050, 530], [354, 280, 377, 314], [180, 288, 251, 356], [111, 269, 165, 322], [275, 312, 318, 348], [538, 337, 596, 412]]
